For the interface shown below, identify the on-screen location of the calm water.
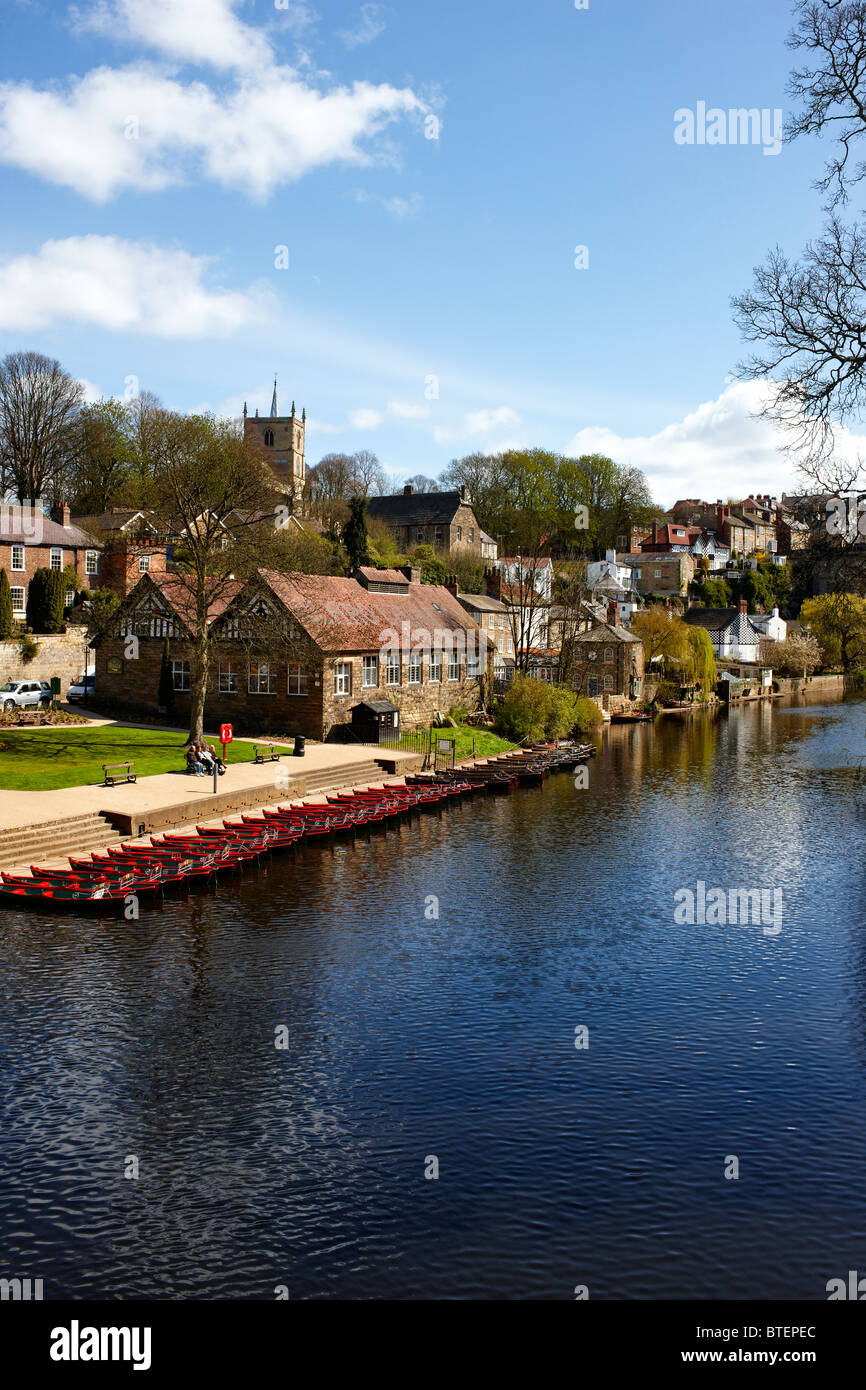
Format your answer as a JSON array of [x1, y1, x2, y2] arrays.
[[1, 695, 865, 1300]]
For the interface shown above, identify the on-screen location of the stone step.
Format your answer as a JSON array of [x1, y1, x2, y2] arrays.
[[0, 817, 119, 854]]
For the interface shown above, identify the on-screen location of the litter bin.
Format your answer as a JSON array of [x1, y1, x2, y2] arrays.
[[293, 735, 306, 757]]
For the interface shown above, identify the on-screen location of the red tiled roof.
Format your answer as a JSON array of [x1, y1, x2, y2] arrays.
[[137, 571, 242, 629], [257, 570, 479, 651], [357, 567, 408, 584]]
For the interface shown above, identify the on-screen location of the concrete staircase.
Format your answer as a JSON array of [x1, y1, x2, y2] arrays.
[[0, 811, 124, 872], [295, 757, 397, 798]]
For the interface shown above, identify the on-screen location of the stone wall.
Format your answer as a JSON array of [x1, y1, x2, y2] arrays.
[[93, 634, 484, 738], [0, 631, 89, 694]]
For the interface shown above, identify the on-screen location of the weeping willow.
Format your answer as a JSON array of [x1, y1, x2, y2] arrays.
[[684, 627, 717, 699]]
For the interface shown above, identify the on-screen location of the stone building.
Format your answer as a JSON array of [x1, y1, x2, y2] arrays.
[[95, 566, 488, 739], [569, 603, 645, 712], [365, 485, 483, 554], [243, 380, 306, 509], [1, 502, 101, 620], [617, 550, 695, 597]]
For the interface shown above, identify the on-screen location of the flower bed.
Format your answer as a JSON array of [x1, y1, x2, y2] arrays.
[[0, 709, 90, 728]]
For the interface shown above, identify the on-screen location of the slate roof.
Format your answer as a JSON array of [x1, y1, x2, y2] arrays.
[[365, 490, 473, 527], [572, 621, 640, 644], [0, 512, 97, 548], [457, 593, 509, 613]]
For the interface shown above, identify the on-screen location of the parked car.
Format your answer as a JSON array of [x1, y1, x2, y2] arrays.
[[67, 674, 95, 703], [0, 680, 52, 711]]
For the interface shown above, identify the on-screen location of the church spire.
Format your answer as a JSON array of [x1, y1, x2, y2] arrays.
[[270, 376, 278, 418]]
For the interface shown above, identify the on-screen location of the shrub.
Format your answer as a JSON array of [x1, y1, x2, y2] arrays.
[[25, 568, 65, 634], [0, 568, 13, 639], [495, 674, 601, 742], [18, 633, 39, 663]]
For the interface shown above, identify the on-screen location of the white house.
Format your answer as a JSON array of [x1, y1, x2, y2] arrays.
[[748, 607, 787, 643], [684, 600, 765, 663]]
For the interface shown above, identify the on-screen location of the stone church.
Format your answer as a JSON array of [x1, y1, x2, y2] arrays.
[[243, 379, 306, 508]]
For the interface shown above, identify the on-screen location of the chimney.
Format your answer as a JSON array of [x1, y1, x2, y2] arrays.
[[401, 564, 422, 586], [403, 483, 414, 496], [461, 485, 471, 505], [444, 573, 459, 598], [51, 501, 71, 528], [606, 600, 618, 626], [484, 565, 503, 601], [652, 521, 659, 544], [739, 598, 748, 614]]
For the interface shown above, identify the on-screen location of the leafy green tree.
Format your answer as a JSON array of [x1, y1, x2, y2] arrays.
[[25, 569, 50, 633], [496, 674, 601, 742], [0, 567, 13, 638], [343, 496, 371, 571], [684, 626, 717, 698], [44, 570, 66, 632], [410, 544, 448, 585], [691, 576, 732, 608], [631, 608, 690, 672], [799, 593, 866, 669]]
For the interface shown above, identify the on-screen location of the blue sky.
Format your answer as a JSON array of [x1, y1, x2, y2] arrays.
[[0, 0, 843, 503]]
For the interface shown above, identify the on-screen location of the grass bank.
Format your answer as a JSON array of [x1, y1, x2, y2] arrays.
[[0, 726, 262, 790]]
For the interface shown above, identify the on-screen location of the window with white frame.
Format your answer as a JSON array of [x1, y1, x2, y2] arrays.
[[65, 589, 75, 608], [467, 651, 480, 676], [287, 664, 308, 696], [11, 545, 24, 571], [334, 662, 352, 696], [407, 652, 422, 684], [139, 555, 151, 572], [429, 652, 441, 682], [468, 528, 474, 541], [249, 662, 276, 694], [448, 653, 460, 681], [362, 655, 378, 687], [604, 647, 614, 663], [172, 660, 191, 691], [10, 586, 25, 615], [603, 675, 614, 691], [498, 614, 504, 629], [218, 662, 238, 694], [50, 547, 62, 570], [654, 569, 662, 578], [455, 526, 462, 542], [386, 652, 401, 686], [85, 550, 98, 575]]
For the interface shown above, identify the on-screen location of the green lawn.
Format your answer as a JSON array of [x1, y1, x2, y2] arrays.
[[0, 726, 264, 790], [396, 724, 516, 760]]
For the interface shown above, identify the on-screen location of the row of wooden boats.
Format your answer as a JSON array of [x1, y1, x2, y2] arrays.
[[0, 741, 595, 911]]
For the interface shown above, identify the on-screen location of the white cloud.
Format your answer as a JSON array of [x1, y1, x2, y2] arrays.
[[387, 399, 429, 420], [348, 407, 384, 429], [353, 189, 422, 219], [70, 0, 273, 72], [0, 235, 271, 337], [433, 405, 524, 450], [0, 61, 424, 202], [339, 3, 386, 50], [563, 380, 866, 505]]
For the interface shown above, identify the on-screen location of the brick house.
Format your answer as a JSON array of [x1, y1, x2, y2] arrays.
[[0, 501, 101, 621], [74, 510, 168, 596], [569, 603, 645, 711], [365, 485, 483, 554], [95, 566, 488, 739]]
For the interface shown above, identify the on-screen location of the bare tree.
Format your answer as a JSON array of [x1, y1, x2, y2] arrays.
[[0, 351, 84, 502], [352, 449, 386, 496], [401, 473, 440, 493], [787, 0, 866, 208], [145, 409, 282, 741]]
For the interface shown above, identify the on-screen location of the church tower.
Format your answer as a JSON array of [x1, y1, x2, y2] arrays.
[[243, 378, 306, 509]]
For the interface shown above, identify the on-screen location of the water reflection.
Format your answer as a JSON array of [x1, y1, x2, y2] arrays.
[[1, 695, 865, 1298]]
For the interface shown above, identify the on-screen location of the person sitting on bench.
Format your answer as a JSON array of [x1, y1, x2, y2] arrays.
[[186, 745, 205, 776], [199, 742, 226, 776]]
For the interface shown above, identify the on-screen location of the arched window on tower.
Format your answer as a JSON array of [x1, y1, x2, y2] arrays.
[[264, 429, 274, 447]]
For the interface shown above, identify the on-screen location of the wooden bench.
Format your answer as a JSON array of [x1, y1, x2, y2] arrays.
[[254, 743, 282, 764], [103, 761, 136, 786]]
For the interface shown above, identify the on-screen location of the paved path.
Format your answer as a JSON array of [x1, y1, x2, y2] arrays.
[[0, 740, 415, 831]]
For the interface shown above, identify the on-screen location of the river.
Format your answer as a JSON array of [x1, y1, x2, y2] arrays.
[[1, 693, 864, 1300]]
